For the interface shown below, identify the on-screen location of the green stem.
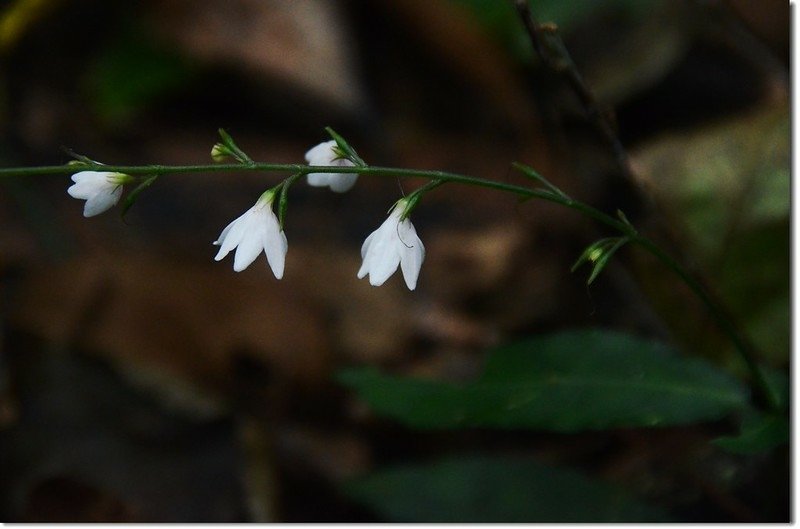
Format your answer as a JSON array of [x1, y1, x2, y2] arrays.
[[632, 236, 780, 411], [3, 160, 774, 409], [2, 162, 630, 231]]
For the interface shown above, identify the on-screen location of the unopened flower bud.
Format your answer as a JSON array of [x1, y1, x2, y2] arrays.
[[211, 143, 234, 163]]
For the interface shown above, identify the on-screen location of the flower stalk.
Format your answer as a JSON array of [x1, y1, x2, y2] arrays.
[[0, 156, 777, 410]]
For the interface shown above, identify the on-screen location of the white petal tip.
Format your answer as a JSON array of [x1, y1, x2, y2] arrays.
[[82, 205, 104, 217]]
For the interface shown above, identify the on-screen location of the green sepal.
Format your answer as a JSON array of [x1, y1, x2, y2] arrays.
[[325, 126, 366, 167], [512, 161, 569, 199], [217, 128, 253, 164], [61, 147, 100, 166], [572, 237, 629, 285], [121, 174, 160, 220], [616, 209, 633, 227], [277, 173, 302, 231], [397, 179, 445, 220]]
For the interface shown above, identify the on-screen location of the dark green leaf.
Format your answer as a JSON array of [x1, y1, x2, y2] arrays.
[[121, 174, 159, 219], [713, 412, 789, 455], [339, 329, 748, 432], [344, 454, 670, 522], [763, 367, 790, 410]]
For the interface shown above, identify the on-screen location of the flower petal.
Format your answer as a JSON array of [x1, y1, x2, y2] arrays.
[[263, 228, 287, 279], [363, 223, 401, 286], [327, 173, 358, 193], [213, 217, 237, 246], [367, 247, 400, 286], [305, 140, 337, 165], [232, 218, 265, 272], [398, 220, 425, 290], [67, 181, 94, 200], [82, 185, 123, 217], [307, 172, 331, 187], [214, 208, 253, 261], [71, 171, 104, 184]]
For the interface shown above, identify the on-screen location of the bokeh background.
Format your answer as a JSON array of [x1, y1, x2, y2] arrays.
[[0, 0, 789, 522]]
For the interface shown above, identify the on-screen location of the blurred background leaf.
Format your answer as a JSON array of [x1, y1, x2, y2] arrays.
[[713, 368, 789, 455], [85, 29, 197, 125], [713, 412, 788, 455], [340, 329, 748, 432], [632, 102, 789, 368], [343, 454, 670, 522], [454, 0, 664, 60]]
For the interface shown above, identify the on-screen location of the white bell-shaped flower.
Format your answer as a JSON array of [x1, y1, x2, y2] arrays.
[[358, 199, 425, 290], [304, 140, 358, 193], [67, 171, 131, 217], [213, 191, 288, 278]]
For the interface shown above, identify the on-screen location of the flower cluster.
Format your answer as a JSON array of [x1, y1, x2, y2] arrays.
[[67, 137, 426, 290]]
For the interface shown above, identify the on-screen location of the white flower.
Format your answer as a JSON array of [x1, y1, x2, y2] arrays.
[[67, 171, 131, 217], [358, 200, 425, 290], [304, 140, 357, 193], [213, 191, 288, 278]]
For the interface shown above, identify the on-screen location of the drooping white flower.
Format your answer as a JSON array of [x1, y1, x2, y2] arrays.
[[67, 171, 132, 217], [213, 191, 288, 278], [358, 199, 425, 290], [304, 140, 357, 193]]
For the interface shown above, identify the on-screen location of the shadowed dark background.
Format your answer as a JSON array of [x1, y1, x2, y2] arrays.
[[0, 0, 789, 522]]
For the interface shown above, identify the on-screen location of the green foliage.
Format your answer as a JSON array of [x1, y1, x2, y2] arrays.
[[633, 107, 789, 366], [339, 329, 748, 432], [714, 368, 789, 454], [713, 412, 789, 455], [344, 454, 670, 522], [86, 33, 196, 124]]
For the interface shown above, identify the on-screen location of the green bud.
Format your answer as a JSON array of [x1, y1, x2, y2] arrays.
[[588, 247, 604, 262], [211, 143, 234, 163]]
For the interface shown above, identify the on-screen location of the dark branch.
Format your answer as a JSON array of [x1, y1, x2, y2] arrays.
[[512, 0, 632, 182]]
